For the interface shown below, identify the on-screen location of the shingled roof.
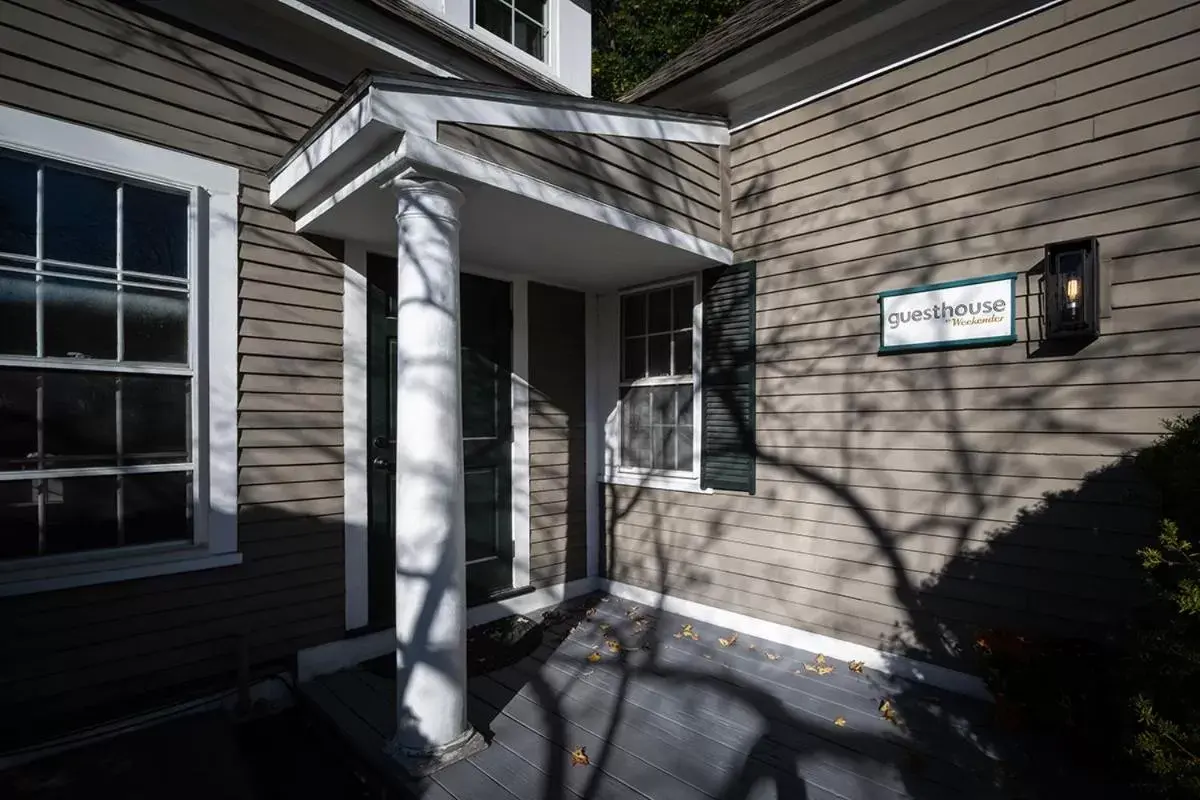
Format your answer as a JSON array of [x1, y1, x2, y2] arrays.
[[621, 0, 842, 102]]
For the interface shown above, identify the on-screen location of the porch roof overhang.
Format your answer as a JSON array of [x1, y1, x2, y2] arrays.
[[268, 73, 734, 290]]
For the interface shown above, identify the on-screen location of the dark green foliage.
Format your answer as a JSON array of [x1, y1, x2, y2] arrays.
[[591, 0, 748, 101], [977, 412, 1200, 797], [1129, 413, 1200, 796]]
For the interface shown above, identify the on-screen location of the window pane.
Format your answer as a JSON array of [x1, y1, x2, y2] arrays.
[[622, 293, 645, 337], [44, 276, 117, 359], [673, 285, 693, 331], [0, 267, 36, 355], [0, 480, 39, 559], [0, 371, 37, 470], [514, 15, 544, 59], [658, 428, 677, 471], [677, 425, 694, 472], [44, 475, 119, 554], [0, 154, 37, 256], [43, 372, 117, 467], [647, 289, 672, 333], [464, 468, 499, 562], [621, 336, 645, 381], [621, 387, 652, 468], [515, 0, 544, 22], [43, 166, 117, 267], [651, 386, 676, 426], [123, 472, 191, 546], [677, 385, 695, 426], [123, 286, 188, 363], [123, 184, 189, 279], [123, 376, 190, 462], [673, 331, 693, 376], [647, 333, 671, 377], [476, 0, 512, 40]]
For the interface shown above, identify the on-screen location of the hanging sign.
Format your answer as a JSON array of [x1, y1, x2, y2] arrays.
[[878, 273, 1017, 353]]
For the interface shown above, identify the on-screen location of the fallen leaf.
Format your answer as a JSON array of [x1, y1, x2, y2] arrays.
[[677, 624, 700, 641], [599, 622, 613, 633], [626, 605, 642, 619], [718, 633, 739, 648], [605, 639, 622, 653], [815, 654, 827, 665], [848, 660, 865, 674], [765, 652, 781, 661], [833, 716, 847, 727], [587, 651, 602, 663], [570, 747, 590, 766], [879, 699, 900, 725], [586, 607, 597, 618], [802, 661, 834, 675], [803, 663, 819, 674], [747, 644, 758, 651]]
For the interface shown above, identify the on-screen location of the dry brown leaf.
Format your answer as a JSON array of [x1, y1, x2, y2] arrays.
[[570, 747, 590, 766], [815, 654, 827, 665], [676, 624, 700, 641], [605, 639, 622, 653], [747, 643, 757, 651], [599, 622, 613, 633], [803, 663, 818, 674], [718, 633, 739, 648], [765, 652, 781, 661], [816, 665, 834, 675], [833, 716, 847, 727], [587, 651, 601, 663], [879, 699, 900, 725], [626, 605, 642, 619], [848, 660, 865, 674]]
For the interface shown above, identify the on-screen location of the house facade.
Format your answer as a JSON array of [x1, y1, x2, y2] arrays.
[[1, 0, 1197, 767]]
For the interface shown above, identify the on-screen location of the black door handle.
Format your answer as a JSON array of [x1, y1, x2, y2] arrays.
[[372, 436, 393, 449], [372, 456, 393, 470]]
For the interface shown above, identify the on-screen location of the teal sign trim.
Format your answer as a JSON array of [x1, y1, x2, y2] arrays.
[[878, 272, 1018, 355]]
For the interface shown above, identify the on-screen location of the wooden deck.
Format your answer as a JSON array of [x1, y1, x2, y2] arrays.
[[300, 596, 1023, 800]]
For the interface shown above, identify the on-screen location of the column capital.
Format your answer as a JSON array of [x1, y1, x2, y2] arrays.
[[391, 177, 465, 223]]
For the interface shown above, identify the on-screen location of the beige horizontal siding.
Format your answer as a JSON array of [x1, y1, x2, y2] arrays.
[[527, 283, 589, 588], [437, 122, 723, 244], [0, 0, 345, 746], [609, 0, 1200, 671]]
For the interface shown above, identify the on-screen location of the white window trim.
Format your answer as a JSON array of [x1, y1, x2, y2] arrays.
[[0, 104, 240, 597], [603, 274, 708, 495], [470, 0, 555, 73]]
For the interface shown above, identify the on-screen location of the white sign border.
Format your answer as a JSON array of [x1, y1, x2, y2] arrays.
[[878, 272, 1019, 354]]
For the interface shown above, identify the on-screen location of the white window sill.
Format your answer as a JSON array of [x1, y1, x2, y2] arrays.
[[601, 470, 713, 494], [0, 546, 243, 597]]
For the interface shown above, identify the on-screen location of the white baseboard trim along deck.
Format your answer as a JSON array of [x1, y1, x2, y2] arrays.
[[298, 575, 989, 701], [601, 579, 991, 702]]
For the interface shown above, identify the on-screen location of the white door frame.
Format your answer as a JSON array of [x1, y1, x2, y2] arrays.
[[341, 247, 531, 630]]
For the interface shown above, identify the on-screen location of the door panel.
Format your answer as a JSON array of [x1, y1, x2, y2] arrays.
[[366, 258, 513, 624]]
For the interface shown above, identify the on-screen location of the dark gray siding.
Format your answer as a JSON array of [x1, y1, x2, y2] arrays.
[[0, 0, 345, 743], [437, 122, 724, 245], [526, 282, 588, 587], [608, 0, 1200, 668]]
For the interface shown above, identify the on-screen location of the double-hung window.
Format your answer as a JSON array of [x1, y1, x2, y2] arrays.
[[474, 0, 549, 62], [617, 280, 700, 480], [0, 105, 239, 595], [606, 263, 758, 495]]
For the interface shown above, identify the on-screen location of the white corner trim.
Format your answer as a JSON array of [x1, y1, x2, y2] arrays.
[[206, 189, 239, 559], [584, 292, 600, 577], [510, 277, 532, 590], [298, 576, 602, 682], [343, 243, 370, 631], [466, 577, 600, 628], [602, 579, 992, 701], [731, 0, 1066, 133], [406, 134, 734, 265], [270, 0, 459, 80]]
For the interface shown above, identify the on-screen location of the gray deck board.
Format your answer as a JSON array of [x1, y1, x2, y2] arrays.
[[300, 595, 1015, 799]]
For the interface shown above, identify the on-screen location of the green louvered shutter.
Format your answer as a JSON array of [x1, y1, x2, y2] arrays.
[[701, 261, 757, 493]]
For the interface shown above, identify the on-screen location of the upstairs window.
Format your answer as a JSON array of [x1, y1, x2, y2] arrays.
[[475, 0, 548, 61]]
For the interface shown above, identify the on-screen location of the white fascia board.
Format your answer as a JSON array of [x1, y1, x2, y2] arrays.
[[405, 134, 734, 264], [270, 92, 381, 208], [372, 89, 730, 146], [270, 0, 458, 79], [293, 138, 412, 231]]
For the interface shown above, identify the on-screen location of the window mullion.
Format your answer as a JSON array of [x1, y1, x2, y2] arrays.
[[35, 165, 44, 360], [115, 185, 125, 546]]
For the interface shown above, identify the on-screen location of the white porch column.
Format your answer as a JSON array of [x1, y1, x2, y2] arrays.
[[387, 178, 483, 772]]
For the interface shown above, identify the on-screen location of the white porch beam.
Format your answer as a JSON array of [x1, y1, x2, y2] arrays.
[[385, 177, 485, 773]]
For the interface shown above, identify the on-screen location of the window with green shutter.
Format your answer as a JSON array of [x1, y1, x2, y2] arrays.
[[700, 262, 757, 494]]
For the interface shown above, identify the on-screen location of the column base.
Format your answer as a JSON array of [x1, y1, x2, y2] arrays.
[[384, 726, 488, 777]]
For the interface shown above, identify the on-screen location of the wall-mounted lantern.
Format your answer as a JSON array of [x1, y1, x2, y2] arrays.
[[1044, 237, 1101, 340]]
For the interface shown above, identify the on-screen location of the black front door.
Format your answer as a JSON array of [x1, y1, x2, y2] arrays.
[[366, 257, 513, 627]]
